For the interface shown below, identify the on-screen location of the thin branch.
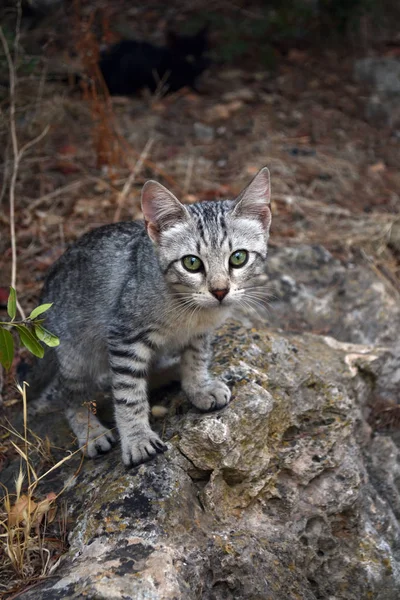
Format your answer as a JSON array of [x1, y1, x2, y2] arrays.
[[116, 131, 177, 187], [113, 137, 155, 222], [0, 139, 10, 206], [27, 179, 90, 213], [33, 60, 48, 123], [19, 124, 50, 158], [0, 23, 50, 320], [0, 23, 22, 316], [183, 154, 195, 197]]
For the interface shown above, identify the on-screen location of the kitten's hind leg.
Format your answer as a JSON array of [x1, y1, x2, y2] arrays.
[[60, 376, 115, 457], [66, 403, 115, 458]]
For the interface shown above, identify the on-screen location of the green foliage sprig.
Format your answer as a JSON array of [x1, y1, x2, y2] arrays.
[[0, 287, 59, 370]]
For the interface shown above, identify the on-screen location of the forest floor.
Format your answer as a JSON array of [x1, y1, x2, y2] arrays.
[[0, 1, 399, 595], [0, 2, 399, 317]]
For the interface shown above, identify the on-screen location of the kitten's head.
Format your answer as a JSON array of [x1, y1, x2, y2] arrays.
[[141, 168, 271, 313]]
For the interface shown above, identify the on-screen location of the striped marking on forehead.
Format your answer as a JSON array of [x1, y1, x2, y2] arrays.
[[188, 201, 231, 248]]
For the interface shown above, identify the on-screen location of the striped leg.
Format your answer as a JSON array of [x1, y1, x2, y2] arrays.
[[108, 330, 168, 467], [180, 335, 231, 412]]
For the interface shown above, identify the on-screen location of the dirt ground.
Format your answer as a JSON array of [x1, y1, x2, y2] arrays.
[[0, 2, 399, 309]]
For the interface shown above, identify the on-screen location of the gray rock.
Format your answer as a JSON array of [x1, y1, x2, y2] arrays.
[[222, 89, 257, 103], [354, 57, 400, 128], [193, 122, 215, 143], [365, 94, 399, 128], [355, 58, 400, 95], [265, 245, 400, 345], [18, 327, 400, 599], [10, 244, 400, 600]]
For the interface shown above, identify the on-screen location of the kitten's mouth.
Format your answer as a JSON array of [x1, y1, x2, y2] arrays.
[[212, 296, 233, 308], [189, 297, 232, 310]]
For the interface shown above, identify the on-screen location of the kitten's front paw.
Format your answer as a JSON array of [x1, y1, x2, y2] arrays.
[[187, 380, 231, 412], [121, 427, 168, 467]]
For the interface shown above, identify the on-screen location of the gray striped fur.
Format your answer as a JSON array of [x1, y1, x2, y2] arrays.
[[30, 168, 271, 467]]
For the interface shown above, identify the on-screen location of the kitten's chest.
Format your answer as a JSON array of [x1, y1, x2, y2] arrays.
[[161, 307, 230, 351]]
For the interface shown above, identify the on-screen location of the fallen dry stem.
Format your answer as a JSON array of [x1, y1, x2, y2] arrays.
[[113, 137, 155, 222], [183, 154, 195, 197], [27, 178, 91, 213], [118, 133, 178, 188]]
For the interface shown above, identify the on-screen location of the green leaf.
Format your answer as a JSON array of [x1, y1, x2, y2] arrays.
[[0, 327, 14, 370], [7, 287, 16, 321], [29, 303, 53, 320], [34, 325, 60, 347], [16, 325, 44, 358]]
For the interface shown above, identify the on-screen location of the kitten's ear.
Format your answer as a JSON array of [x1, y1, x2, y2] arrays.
[[232, 167, 271, 231], [141, 180, 189, 243]]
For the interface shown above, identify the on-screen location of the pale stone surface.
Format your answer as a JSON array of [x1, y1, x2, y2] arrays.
[[14, 244, 400, 600], [354, 57, 400, 128], [265, 245, 400, 345], [355, 58, 400, 94]]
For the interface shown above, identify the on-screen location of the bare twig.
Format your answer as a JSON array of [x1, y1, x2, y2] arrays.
[[273, 193, 352, 217], [0, 23, 50, 320], [0, 24, 20, 311], [116, 132, 177, 187], [0, 139, 10, 206], [113, 137, 155, 222], [19, 125, 50, 157], [33, 61, 49, 123], [183, 154, 195, 197], [27, 179, 91, 212]]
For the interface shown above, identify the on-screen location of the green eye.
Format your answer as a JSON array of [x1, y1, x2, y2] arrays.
[[182, 255, 203, 272], [229, 250, 248, 268]]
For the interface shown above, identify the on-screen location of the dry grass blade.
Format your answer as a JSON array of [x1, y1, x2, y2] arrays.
[[0, 384, 70, 598], [0, 385, 117, 596]]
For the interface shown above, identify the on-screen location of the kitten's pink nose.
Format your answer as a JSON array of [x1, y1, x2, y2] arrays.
[[211, 288, 229, 302]]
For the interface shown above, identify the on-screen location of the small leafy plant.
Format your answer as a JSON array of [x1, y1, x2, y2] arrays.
[[0, 287, 59, 371]]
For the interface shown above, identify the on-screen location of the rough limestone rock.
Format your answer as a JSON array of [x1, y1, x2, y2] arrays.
[[354, 57, 400, 128], [354, 58, 400, 95], [8, 244, 398, 599], [265, 245, 400, 345]]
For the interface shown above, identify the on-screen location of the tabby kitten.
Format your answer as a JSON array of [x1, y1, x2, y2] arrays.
[[31, 168, 271, 467]]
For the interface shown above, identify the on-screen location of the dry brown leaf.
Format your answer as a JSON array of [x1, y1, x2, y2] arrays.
[[32, 492, 57, 526], [368, 161, 386, 174], [205, 101, 244, 122], [9, 495, 37, 527]]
